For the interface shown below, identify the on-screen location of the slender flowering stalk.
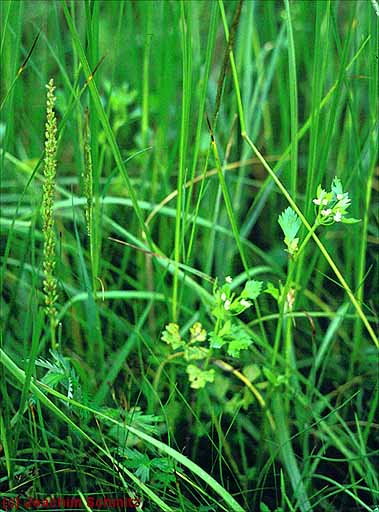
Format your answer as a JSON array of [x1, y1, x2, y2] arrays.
[[83, 108, 93, 239], [42, 78, 59, 349]]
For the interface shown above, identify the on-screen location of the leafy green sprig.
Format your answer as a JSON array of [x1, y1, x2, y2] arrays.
[[274, 176, 362, 367], [161, 276, 263, 389], [209, 277, 263, 357]]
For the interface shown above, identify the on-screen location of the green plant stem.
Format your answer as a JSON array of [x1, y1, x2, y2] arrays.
[[50, 316, 57, 351], [207, 123, 251, 276], [218, 0, 246, 135], [272, 221, 320, 366], [284, 0, 299, 199], [141, 7, 152, 148], [272, 394, 312, 512], [213, 359, 274, 427], [173, 1, 192, 321], [153, 352, 183, 393]]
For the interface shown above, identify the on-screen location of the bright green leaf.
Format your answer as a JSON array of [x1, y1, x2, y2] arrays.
[[209, 331, 226, 349], [278, 207, 301, 242], [341, 217, 361, 224], [241, 280, 263, 300], [264, 282, 279, 301], [161, 323, 184, 350], [184, 346, 209, 361], [186, 365, 215, 389], [135, 462, 150, 483], [243, 364, 261, 382], [331, 176, 343, 197], [218, 319, 232, 337], [226, 325, 252, 357], [189, 322, 207, 343]]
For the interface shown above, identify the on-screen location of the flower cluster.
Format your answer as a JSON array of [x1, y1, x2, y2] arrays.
[[215, 276, 254, 317], [313, 177, 359, 226]]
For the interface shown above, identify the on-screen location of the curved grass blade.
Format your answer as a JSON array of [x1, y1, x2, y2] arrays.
[[1, 349, 245, 512], [0, 349, 173, 512]]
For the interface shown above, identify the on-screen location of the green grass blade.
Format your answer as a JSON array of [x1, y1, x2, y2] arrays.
[[1, 348, 245, 512]]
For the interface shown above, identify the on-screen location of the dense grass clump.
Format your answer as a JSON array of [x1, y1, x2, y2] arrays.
[[1, 1, 378, 511]]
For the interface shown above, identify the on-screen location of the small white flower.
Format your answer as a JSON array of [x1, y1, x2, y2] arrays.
[[221, 292, 227, 302], [334, 210, 342, 222], [336, 193, 344, 200], [240, 299, 251, 308], [321, 209, 332, 216], [225, 276, 232, 283], [322, 198, 329, 205], [313, 198, 321, 205], [224, 300, 231, 310]]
